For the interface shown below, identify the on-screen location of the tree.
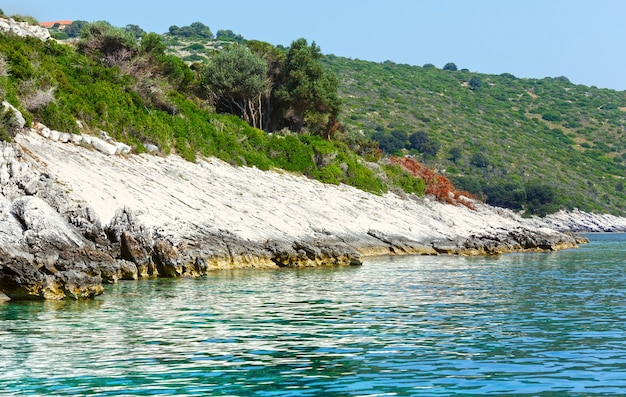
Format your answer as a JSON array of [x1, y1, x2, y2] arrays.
[[470, 152, 489, 168], [190, 22, 213, 39], [216, 29, 245, 43], [372, 130, 407, 153], [469, 76, 482, 91], [246, 40, 286, 130], [408, 131, 440, 157], [484, 181, 526, 210], [64, 20, 88, 38], [169, 22, 213, 39], [443, 62, 458, 71], [125, 24, 145, 39], [274, 38, 341, 136], [525, 181, 557, 215], [205, 45, 268, 129]]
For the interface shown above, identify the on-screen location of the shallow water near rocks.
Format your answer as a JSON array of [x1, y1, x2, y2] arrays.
[[1, 233, 625, 396]]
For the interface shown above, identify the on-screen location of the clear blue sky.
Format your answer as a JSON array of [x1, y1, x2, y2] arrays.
[[3, 0, 625, 91]]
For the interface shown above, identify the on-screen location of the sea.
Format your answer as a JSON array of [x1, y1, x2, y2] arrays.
[[1, 233, 625, 396]]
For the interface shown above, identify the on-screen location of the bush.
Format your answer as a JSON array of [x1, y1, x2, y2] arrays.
[[9, 14, 39, 26], [443, 62, 458, 71], [265, 135, 315, 173], [383, 163, 426, 195], [0, 106, 20, 141], [78, 21, 138, 67], [470, 152, 489, 168], [484, 181, 526, 210], [541, 111, 562, 122]]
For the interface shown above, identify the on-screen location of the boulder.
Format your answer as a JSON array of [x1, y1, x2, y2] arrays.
[[10, 196, 86, 248], [90, 136, 117, 155], [152, 239, 181, 277]]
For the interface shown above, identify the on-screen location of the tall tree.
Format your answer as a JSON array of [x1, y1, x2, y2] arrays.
[[274, 38, 341, 136], [246, 40, 285, 131], [204, 45, 268, 129]]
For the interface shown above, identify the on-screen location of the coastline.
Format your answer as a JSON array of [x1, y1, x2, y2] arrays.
[[0, 127, 621, 301]]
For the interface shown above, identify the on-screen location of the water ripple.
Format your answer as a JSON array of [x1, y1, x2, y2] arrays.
[[1, 234, 626, 395]]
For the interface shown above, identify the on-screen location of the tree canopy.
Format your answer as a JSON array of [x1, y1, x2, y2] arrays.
[[204, 45, 268, 129], [274, 38, 341, 136], [168, 22, 213, 39]]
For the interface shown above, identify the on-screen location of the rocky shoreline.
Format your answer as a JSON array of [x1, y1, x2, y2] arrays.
[[1, 126, 610, 301], [1, 17, 623, 301]]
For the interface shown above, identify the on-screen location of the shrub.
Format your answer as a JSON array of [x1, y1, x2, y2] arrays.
[[0, 105, 20, 141], [51, 31, 69, 40], [470, 152, 489, 168], [383, 163, 426, 195], [9, 14, 39, 25], [541, 111, 562, 122], [443, 62, 458, 71], [391, 157, 474, 208], [78, 21, 138, 67], [469, 76, 481, 91], [265, 134, 315, 173]]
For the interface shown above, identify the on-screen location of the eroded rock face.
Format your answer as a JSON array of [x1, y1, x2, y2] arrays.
[[0, 131, 589, 301], [0, 247, 109, 300], [11, 196, 87, 249]]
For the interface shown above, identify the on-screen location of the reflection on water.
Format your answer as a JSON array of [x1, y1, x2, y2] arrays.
[[1, 234, 626, 395]]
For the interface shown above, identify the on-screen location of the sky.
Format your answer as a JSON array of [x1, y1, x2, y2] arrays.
[[3, 0, 625, 91]]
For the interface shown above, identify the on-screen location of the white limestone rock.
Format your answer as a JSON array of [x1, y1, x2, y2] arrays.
[[90, 136, 118, 155], [10, 196, 87, 248], [0, 17, 51, 40]]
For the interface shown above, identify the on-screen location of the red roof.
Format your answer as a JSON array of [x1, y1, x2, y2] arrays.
[[40, 20, 73, 28]]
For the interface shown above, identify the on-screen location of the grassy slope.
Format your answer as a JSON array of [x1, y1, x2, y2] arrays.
[[325, 56, 626, 215], [0, 31, 424, 197]]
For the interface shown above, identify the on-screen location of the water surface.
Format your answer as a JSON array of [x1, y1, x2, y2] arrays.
[[1, 233, 625, 396]]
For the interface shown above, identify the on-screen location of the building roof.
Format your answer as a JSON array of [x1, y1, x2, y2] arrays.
[[40, 20, 73, 28]]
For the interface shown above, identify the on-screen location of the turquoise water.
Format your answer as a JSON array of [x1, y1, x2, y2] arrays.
[[1, 234, 626, 396]]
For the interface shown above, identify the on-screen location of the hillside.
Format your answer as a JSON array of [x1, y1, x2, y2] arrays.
[[151, 26, 626, 216], [324, 57, 626, 215], [3, 16, 626, 216], [0, 18, 428, 199]]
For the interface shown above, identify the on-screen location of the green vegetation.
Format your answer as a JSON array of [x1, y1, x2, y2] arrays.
[[204, 45, 268, 129], [0, 20, 421, 197], [324, 57, 626, 215], [2, 16, 625, 216]]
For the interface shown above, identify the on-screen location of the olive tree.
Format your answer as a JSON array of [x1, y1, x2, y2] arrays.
[[204, 45, 268, 129]]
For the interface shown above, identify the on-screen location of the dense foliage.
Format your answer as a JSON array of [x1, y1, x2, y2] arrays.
[[0, 21, 421, 197], [324, 57, 626, 215]]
